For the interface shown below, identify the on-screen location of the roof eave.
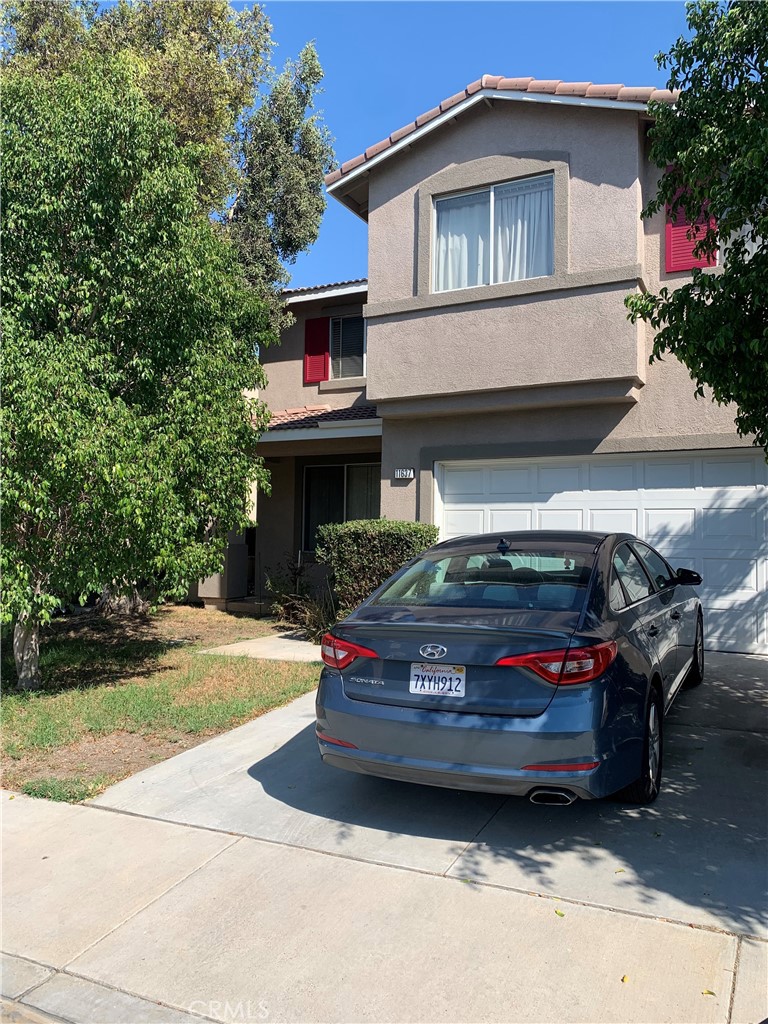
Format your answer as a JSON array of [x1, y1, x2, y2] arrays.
[[327, 88, 655, 218], [259, 420, 383, 443], [284, 282, 368, 305]]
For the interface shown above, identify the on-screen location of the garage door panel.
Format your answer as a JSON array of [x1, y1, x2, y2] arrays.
[[701, 507, 757, 542], [705, 602, 761, 651], [438, 450, 767, 654], [488, 509, 531, 533], [644, 460, 695, 489], [701, 557, 758, 595], [489, 467, 532, 495], [645, 508, 696, 543], [703, 458, 756, 487], [444, 508, 484, 539], [538, 465, 581, 494], [590, 509, 637, 534], [443, 468, 485, 498], [588, 463, 636, 491], [538, 508, 583, 531]]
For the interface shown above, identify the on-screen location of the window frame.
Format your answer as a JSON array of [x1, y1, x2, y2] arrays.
[[630, 540, 675, 592], [301, 460, 380, 551], [431, 172, 555, 295], [328, 314, 367, 381], [610, 542, 658, 610]]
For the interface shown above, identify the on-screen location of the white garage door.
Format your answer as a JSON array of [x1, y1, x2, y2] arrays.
[[436, 450, 768, 654]]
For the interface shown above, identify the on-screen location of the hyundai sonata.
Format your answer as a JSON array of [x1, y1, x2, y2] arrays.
[[315, 531, 703, 804]]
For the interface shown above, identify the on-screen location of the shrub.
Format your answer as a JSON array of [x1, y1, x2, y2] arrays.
[[265, 557, 336, 642], [316, 519, 439, 614]]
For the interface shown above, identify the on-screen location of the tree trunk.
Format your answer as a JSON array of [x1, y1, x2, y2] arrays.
[[13, 615, 41, 691], [96, 586, 149, 616]]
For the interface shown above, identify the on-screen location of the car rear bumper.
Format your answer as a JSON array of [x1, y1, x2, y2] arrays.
[[316, 670, 642, 800]]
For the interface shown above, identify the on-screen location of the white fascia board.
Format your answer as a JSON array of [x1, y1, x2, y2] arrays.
[[285, 283, 368, 305], [327, 89, 650, 198], [260, 420, 382, 443]]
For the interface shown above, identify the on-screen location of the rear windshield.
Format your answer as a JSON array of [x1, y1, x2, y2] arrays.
[[371, 547, 595, 612]]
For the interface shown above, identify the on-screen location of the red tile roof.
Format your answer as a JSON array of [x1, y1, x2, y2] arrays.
[[325, 74, 677, 188], [266, 404, 379, 431]]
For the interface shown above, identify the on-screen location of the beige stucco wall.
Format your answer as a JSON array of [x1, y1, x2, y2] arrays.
[[260, 294, 368, 414], [366, 282, 643, 402], [379, 331, 747, 526], [354, 95, 743, 514], [366, 103, 642, 306]]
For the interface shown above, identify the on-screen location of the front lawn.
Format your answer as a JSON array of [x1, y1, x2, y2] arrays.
[[1, 606, 320, 801]]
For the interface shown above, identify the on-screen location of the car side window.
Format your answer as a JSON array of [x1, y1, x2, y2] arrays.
[[633, 542, 673, 591], [612, 543, 654, 604], [609, 568, 627, 610]]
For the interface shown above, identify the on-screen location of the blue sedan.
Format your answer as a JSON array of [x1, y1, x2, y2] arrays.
[[316, 531, 704, 805]]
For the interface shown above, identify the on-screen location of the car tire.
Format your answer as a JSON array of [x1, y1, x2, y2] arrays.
[[622, 688, 663, 805], [683, 612, 704, 689]]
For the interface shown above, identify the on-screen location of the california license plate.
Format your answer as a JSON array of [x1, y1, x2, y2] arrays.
[[409, 663, 466, 696]]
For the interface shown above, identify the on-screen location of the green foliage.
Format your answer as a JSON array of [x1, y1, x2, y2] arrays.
[[1, 60, 271, 637], [316, 520, 440, 614], [230, 43, 334, 330], [20, 776, 114, 803], [265, 558, 336, 641], [1, 0, 336, 333], [625, 0, 768, 452]]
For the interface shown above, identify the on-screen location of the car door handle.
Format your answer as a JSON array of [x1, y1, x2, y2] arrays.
[[647, 625, 660, 637], [670, 611, 681, 620]]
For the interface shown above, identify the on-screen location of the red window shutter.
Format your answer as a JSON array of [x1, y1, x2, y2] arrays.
[[304, 317, 329, 385], [666, 204, 717, 273]]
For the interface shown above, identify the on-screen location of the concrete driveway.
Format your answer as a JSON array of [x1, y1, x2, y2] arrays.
[[3, 652, 767, 1024]]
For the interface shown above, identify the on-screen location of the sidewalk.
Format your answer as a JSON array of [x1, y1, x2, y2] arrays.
[[2, 788, 765, 1023], [201, 631, 321, 662]]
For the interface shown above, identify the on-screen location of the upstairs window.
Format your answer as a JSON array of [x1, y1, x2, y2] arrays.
[[666, 203, 718, 273], [434, 174, 554, 293], [303, 315, 365, 385], [331, 315, 365, 379]]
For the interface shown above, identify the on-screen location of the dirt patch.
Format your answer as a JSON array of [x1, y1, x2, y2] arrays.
[[2, 729, 213, 791]]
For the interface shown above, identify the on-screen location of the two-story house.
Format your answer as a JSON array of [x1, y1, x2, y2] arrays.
[[201, 75, 767, 655]]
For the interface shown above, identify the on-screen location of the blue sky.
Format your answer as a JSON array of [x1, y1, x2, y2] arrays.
[[262, 1, 691, 288]]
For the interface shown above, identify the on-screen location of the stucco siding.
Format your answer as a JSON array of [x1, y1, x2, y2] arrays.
[[366, 282, 643, 402], [261, 297, 368, 413], [367, 103, 642, 306]]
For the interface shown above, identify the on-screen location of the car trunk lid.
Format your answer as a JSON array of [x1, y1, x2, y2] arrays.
[[332, 615, 576, 716]]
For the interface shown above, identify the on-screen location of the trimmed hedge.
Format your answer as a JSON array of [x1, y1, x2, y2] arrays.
[[316, 519, 439, 613]]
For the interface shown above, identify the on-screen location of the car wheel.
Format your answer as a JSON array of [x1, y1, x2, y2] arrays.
[[683, 612, 704, 689], [622, 689, 663, 805]]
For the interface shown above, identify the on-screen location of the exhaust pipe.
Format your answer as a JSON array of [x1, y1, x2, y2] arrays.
[[529, 787, 577, 806]]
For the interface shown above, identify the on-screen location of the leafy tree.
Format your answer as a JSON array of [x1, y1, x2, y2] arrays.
[[1, 0, 335, 332], [626, 0, 768, 452], [1, 60, 271, 688]]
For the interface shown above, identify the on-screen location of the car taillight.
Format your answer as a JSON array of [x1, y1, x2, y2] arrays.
[[320, 633, 379, 671], [495, 641, 617, 685], [315, 728, 358, 749]]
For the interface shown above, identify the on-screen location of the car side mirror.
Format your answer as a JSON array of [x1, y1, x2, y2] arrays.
[[675, 567, 702, 586]]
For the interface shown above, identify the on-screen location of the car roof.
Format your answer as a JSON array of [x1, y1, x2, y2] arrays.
[[426, 530, 624, 556]]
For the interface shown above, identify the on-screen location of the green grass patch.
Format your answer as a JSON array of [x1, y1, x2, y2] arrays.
[[20, 775, 114, 802], [2, 607, 320, 799], [3, 655, 319, 757]]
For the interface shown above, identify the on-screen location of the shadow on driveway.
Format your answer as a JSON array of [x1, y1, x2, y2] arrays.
[[248, 652, 768, 937]]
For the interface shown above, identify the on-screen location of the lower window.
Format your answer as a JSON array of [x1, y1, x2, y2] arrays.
[[303, 463, 380, 550]]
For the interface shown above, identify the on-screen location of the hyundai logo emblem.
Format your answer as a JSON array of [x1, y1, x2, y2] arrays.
[[419, 644, 447, 660]]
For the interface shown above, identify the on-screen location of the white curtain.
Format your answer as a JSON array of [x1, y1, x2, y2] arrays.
[[435, 191, 490, 291], [493, 175, 554, 283]]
